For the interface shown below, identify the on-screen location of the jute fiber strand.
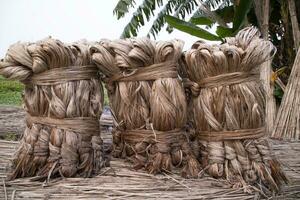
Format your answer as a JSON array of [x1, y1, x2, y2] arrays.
[[272, 47, 300, 140], [0, 38, 106, 179], [90, 38, 201, 177], [184, 27, 287, 191]]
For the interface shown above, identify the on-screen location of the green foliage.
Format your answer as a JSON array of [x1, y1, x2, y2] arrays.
[[190, 4, 233, 25], [113, 0, 136, 19], [215, 26, 232, 37], [102, 83, 110, 106], [274, 84, 284, 104], [118, 0, 164, 38], [114, 0, 252, 40], [167, 0, 253, 40], [232, 0, 253, 31], [201, 0, 229, 10], [0, 76, 110, 107], [115, 0, 200, 38], [147, 0, 179, 38], [165, 15, 221, 41], [3, 132, 18, 141], [190, 16, 214, 25], [0, 76, 24, 105], [215, 5, 234, 23], [164, 0, 197, 34]]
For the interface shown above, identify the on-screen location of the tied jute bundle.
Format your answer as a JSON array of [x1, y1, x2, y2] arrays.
[[184, 27, 287, 191], [90, 38, 201, 177], [0, 38, 106, 180]]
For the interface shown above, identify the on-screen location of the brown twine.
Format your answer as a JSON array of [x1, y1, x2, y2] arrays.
[[121, 128, 184, 146], [198, 72, 259, 88], [184, 72, 260, 96], [27, 65, 99, 86], [112, 127, 199, 177], [197, 127, 265, 141], [26, 115, 100, 136]]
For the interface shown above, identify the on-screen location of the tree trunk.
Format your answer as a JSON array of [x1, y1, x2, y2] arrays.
[[288, 0, 300, 50], [259, 0, 277, 135], [253, 0, 263, 28]]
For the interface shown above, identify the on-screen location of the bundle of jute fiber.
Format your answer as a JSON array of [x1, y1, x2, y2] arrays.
[[0, 38, 106, 180], [184, 27, 287, 191], [90, 38, 201, 177], [272, 47, 300, 140]]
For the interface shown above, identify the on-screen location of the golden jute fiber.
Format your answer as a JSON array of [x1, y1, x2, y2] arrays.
[[0, 38, 106, 180], [183, 27, 287, 192], [90, 38, 201, 177]]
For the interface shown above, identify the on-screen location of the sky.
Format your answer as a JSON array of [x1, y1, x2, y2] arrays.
[[0, 0, 205, 57]]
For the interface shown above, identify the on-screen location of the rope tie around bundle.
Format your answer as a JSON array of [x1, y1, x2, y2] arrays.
[[27, 65, 99, 85], [90, 38, 201, 178], [183, 71, 260, 97], [26, 115, 100, 136], [184, 27, 287, 192], [197, 127, 265, 141], [0, 38, 106, 180]]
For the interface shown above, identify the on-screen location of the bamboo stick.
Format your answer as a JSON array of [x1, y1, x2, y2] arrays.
[[260, 0, 277, 135], [288, 0, 300, 50]]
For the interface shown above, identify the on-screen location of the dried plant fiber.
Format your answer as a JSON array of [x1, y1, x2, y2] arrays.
[[272, 47, 300, 140], [0, 38, 106, 180], [184, 27, 287, 192], [90, 38, 201, 177]]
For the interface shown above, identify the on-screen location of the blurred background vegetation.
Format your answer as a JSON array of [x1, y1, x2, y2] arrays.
[[0, 76, 109, 106], [0, 76, 24, 105]]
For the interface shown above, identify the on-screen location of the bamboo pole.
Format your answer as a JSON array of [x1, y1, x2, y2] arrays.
[[254, 0, 286, 92], [260, 0, 277, 135], [288, 0, 300, 50]]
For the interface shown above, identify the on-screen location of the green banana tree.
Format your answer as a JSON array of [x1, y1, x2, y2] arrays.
[[113, 0, 232, 38], [165, 0, 253, 41]]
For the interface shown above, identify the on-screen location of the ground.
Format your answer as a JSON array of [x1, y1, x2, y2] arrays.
[[0, 105, 299, 199]]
